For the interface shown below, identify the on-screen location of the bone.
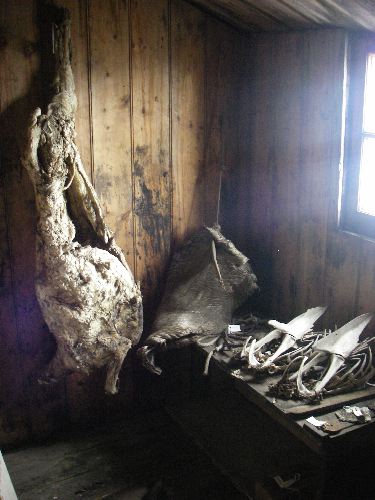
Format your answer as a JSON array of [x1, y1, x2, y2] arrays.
[[314, 313, 373, 358], [278, 313, 374, 400], [242, 306, 327, 372], [314, 354, 346, 393]]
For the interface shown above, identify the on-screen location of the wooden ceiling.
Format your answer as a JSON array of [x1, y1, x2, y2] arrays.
[[189, 1, 375, 32]]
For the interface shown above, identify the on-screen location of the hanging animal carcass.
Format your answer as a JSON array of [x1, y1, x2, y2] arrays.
[[22, 9, 142, 394]]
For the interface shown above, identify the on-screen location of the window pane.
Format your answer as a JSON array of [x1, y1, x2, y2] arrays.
[[363, 53, 375, 134], [358, 136, 375, 215]]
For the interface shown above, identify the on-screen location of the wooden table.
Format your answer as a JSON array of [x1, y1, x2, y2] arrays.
[[190, 344, 375, 498], [200, 344, 375, 454]]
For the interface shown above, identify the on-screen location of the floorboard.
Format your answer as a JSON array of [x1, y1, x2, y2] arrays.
[[4, 409, 247, 500]]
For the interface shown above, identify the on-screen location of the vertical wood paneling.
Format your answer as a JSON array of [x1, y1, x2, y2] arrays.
[[0, 0, 70, 443], [356, 239, 375, 315], [3, 1, 375, 451], [321, 33, 361, 327], [0, 181, 28, 446], [220, 31, 250, 249], [0, 0, 242, 446], [0, 0, 31, 446], [90, 0, 134, 267], [268, 32, 302, 320], [171, 0, 206, 245], [204, 18, 242, 229], [235, 34, 275, 310], [233, 28, 373, 329], [63, 0, 92, 176], [131, 0, 170, 306], [294, 31, 346, 322]]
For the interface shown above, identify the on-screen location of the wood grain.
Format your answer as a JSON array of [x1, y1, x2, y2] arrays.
[[204, 18, 241, 228], [63, 0, 92, 177], [131, 0, 171, 307], [171, 0, 206, 245], [295, 31, 346, 320], [0, 0, 32, 447], [189, 0, 375, 31], [268, 32, 302, 320], [0, 0, 70, 443], [190, 0, 288, 32], [0, 0, 237, 446], [89, 0, 134, 268], [231, 29, 374, 329]]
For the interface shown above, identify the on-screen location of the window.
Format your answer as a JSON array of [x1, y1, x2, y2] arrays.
[[341, 34, 375, 238]]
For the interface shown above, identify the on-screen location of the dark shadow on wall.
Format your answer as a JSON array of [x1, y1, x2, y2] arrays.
[[0, 1, 78, 448]]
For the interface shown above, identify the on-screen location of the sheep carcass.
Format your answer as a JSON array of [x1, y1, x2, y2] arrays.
[[22, 10, 142, 394]]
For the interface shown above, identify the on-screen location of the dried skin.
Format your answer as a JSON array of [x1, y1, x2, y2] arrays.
[[139, 226, 258, 374], [22, 10, 142, 394]]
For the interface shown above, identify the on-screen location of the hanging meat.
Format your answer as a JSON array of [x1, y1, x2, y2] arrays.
[[22, 9, 143, 394], [139, 226, 258, 374]]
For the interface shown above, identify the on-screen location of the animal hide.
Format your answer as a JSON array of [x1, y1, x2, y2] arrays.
[[139, 226, 258, 374], [22, 10, 142, 394]]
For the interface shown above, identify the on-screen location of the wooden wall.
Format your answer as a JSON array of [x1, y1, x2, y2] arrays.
[[4, 0, 372, 451], [0, 0, 244, 447], [228, 29, 375, 329]]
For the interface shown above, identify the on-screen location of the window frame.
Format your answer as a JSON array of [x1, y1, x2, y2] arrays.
[[341, 33, 375, 239]]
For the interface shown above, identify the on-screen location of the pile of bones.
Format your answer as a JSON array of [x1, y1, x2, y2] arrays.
[[230, 307, 375, 401]]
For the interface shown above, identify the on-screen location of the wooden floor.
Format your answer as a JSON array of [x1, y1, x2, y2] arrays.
[[4, 409, 247, 500]]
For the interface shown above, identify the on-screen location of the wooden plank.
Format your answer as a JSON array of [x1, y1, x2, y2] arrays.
[[244, 0, 319, 29], [0, 167, 29, 446], [283, 388, 375, 416], [131, 0, 171, 307], [231, 29, 359, 327], [0, 0, 71, 444], [171, 0, 206, 246], [5, 411, 246, 500], [191, 0, 289, 32], [279, 0, 375, 30], [89, 0, 134, 269], [204, 18, 242, 229], [356, 238, 375, 315], [62, 0, 93, 178], [204, 346, 375, 418], [202, 15, 222, 228], [233, 31, 302, 318], [295, 31, 346, 317], [267, 32, 303, 320], [190, 0, 375, 31], [219, 30, 249, 247], [0, 0, 31, 443], [322, 31, 360, 328], [234, 33, 275, 310]]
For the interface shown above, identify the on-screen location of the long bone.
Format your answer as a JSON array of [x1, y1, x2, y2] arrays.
[[295, 313, 373, 398], [244, 306, 327, 370]]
